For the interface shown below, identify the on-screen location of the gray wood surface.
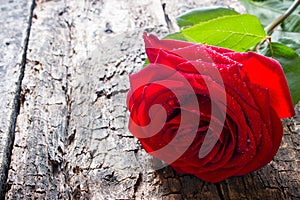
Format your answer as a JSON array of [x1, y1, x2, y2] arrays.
[[1, 0, 299, 199], [0, 0, 34, 198]]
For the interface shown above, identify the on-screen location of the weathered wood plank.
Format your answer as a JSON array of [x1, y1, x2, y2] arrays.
[[5, 1, 70, 198], [6, 0, 168, 198], [5, 0, 300, 199], [0, 0, 34, 198]]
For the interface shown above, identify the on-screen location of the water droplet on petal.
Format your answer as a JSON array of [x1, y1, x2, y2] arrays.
[[168, 99, 175, 106]]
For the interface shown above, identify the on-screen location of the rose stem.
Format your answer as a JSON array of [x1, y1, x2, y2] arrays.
[[265, 0, 300, 35]]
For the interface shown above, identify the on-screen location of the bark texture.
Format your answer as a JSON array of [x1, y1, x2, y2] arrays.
[[1, 0, 299, 199]]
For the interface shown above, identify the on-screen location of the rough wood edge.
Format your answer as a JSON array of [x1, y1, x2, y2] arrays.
[[0, 1, 35, 199]]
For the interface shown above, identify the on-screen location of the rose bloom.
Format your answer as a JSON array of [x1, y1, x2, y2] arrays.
[[127, 33, 295, 182]]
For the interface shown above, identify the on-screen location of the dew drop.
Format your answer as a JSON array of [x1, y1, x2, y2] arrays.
[[168, 99, 175, 106]]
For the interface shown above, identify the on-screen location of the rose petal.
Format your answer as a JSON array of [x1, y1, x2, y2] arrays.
[[127, 34, 294, 183], [143, 32, 234, 55], [225, 52, 295, 118], [143, 32, 194, 51]]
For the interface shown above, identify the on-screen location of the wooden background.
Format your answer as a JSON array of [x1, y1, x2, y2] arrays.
[[0, 0, 299, 199]]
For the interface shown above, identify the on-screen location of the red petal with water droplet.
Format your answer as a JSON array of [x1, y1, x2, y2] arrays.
[[225, 52, 295, 118], [127, 33, 295, 183]]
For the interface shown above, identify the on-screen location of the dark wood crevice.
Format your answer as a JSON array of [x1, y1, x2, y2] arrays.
[[0, 1, 36, 199]]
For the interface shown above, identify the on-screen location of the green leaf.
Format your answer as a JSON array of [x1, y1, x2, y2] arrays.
[[282, 15, 300, 32], [239, 0, 300, 32], [143, 58, 150, 67], [271, 30, 300, 54], [279, 38, 300, 55], [163, 32, 192, 42], [180, 14, 266, 52], [259, 42, 300, 105], [176, 7, 239, 28], [260, 42, 298, 58]]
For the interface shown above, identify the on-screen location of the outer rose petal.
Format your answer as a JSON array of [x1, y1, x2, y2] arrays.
[[225, 52, 295, 118], [144, 33, 237, 66], [127, 33, 296, 183], [143, 32, 194, 51], [143, 32, 234, 54]]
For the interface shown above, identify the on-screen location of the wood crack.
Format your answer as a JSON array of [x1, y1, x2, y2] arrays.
[[161, 2, 173, 33], [0, 0, 36, 199], [133, 173, 142, 199], [216, 183, 225, 200]]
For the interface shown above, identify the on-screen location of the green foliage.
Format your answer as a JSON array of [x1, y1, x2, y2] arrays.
[[259, 42, 300, 104], [143, 58, 150, 67], [163, 32, 191, 41], [163, 7, 267, 52], [260, 42, 298, 59], [272, 30, 300, 54], [279, 37, 300, 54], [239, 0, 300, 32], [180, 14, 266, 52], [243, 0, 300, 104], [176, 7, 239, 28]]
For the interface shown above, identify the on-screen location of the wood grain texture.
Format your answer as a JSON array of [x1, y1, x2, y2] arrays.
[[3, 0, 300, 199], [0, 0, 34, 198]]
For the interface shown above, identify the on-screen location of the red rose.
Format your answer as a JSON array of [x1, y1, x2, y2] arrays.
[[127, 33, 295, 182]]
